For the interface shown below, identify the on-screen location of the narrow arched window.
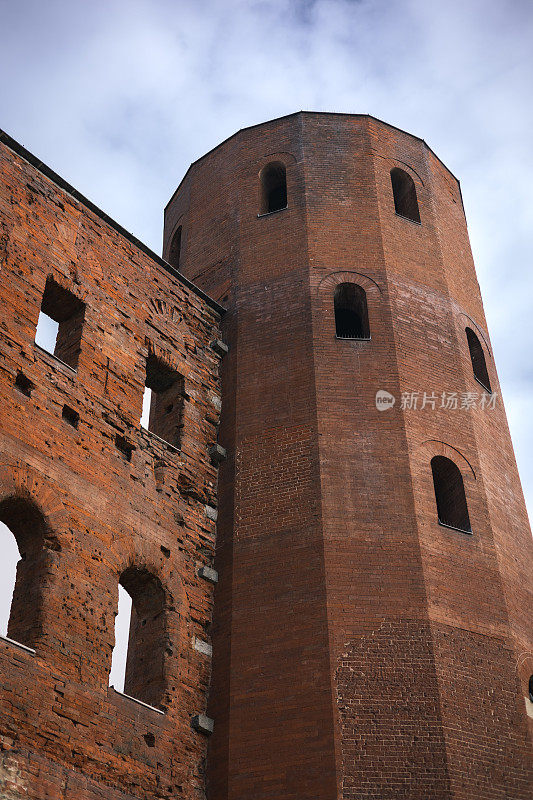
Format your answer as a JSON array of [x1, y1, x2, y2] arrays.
[[260, 162, 287, 214], [529, 675, 533, 703], [465, 327, 491, 393], [168, 226, 182, 269], [390, 168, 420, 223], [0, 495, 57, 648], [431, 456, 472, 533], [0, 522, 22, 640], [334, 283, 370, 340], [109, 566, 166, 708]]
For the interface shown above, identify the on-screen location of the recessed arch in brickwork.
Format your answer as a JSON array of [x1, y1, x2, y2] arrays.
[[168, 225, 182, 269], [465, 327, 492, 393], [255, 150, 297, 169], [0, 463, 71, 649], [333, 283, 370, 339], [256, 152, 296, 216], [0, 462, 72, 550], [456, 312, 492, 358], [317, 270, 383, 298], [117, 565, 167, 707], [418, 440, 477, 479], [109, 544, 187, 711], [317, 271, 383, 341], [259, 161, 287, 214], [410, 440, 483, 541], [430, 455, 472, 532], [390, 167, 421, 223], [373, 152, 425, 189]]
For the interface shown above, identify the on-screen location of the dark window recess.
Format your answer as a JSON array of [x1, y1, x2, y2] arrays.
[[431, 456, 472, 533], [0, 494, 60, 648], [529, 675, 533, 703], [115, 435, 134, 462], [15, 371, 34, 397], [466, 327, 491, 393], [390, 168, 421, 223], [260, 162, 287, 214], [144, 354, 184, 447], [37, 277, 85, 369], [168, 226, 182, 269], [62, 405, 79, 428], [153, 459, 166, 491], [118, 566, 166, 708], [334, 283, 370, 340]]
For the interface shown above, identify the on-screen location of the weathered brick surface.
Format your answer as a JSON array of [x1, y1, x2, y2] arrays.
[[1, 111, 531, 800], [0, 135, 223, 799], [165, 113, 533, 800]]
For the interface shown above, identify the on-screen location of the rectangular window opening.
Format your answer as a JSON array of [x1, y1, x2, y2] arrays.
[[115, 435, 134, 462], [62, 404, 79, 428], [142, 354, 184, 448], [36, 278, 85, 369], [140, 386, 152, 429], [15, 371, 34, 397]]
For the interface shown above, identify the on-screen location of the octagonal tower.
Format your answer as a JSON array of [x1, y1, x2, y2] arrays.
[[164, 113, 533, 800]]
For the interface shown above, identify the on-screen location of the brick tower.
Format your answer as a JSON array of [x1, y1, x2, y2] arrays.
[[164, 113, 533, 800]]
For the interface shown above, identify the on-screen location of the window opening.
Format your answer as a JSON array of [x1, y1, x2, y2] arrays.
[[260, 162, 287, 214], [109, 567, 166, 708], [168, 226, 182, 269], [334, 283, 370, 339], [0, 495, 57, 648], [36, 277, 85, 369], [431, 456, 472, 533], [466, 327, 491, 392], [15, 371, 34, 397], [390, 168, 420, 223], [142, 354, 184, 447], [62, 405, 79, 428]]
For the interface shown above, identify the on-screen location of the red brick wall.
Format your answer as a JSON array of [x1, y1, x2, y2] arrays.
[[166, 118, 339, 800], [165, 112, 533, 800], [0, 138, 222, 800]]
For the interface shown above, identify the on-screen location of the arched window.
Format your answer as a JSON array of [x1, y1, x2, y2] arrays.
[[260, 162, 287, 215], [0, 495, 57, 648], [529, 675, 533, 703], [109, 566, 166, 708], [431, 456, 472, 533], [465, 327, 491, 393], [334, 283, 370, 340], [0, 523, 22, 639], [390, 168, 420, 223], [168, 225, 182, 269]]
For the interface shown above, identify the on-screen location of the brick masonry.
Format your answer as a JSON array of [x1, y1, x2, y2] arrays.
[[164, 113, 533, 800], [0, 111, 531, 800], [0, 133, 223, 799]]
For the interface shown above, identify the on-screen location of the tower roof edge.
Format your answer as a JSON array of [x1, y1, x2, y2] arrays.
[[164, 111, 461, 213]]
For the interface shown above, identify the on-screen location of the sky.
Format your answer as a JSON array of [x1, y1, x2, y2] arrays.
[[0, 0, 532, 668]]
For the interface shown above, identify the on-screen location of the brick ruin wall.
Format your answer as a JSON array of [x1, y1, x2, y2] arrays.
[[0, 136, 223, 800]]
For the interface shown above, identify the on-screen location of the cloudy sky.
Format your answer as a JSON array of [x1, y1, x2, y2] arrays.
[[0, 0, 531, 666]]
